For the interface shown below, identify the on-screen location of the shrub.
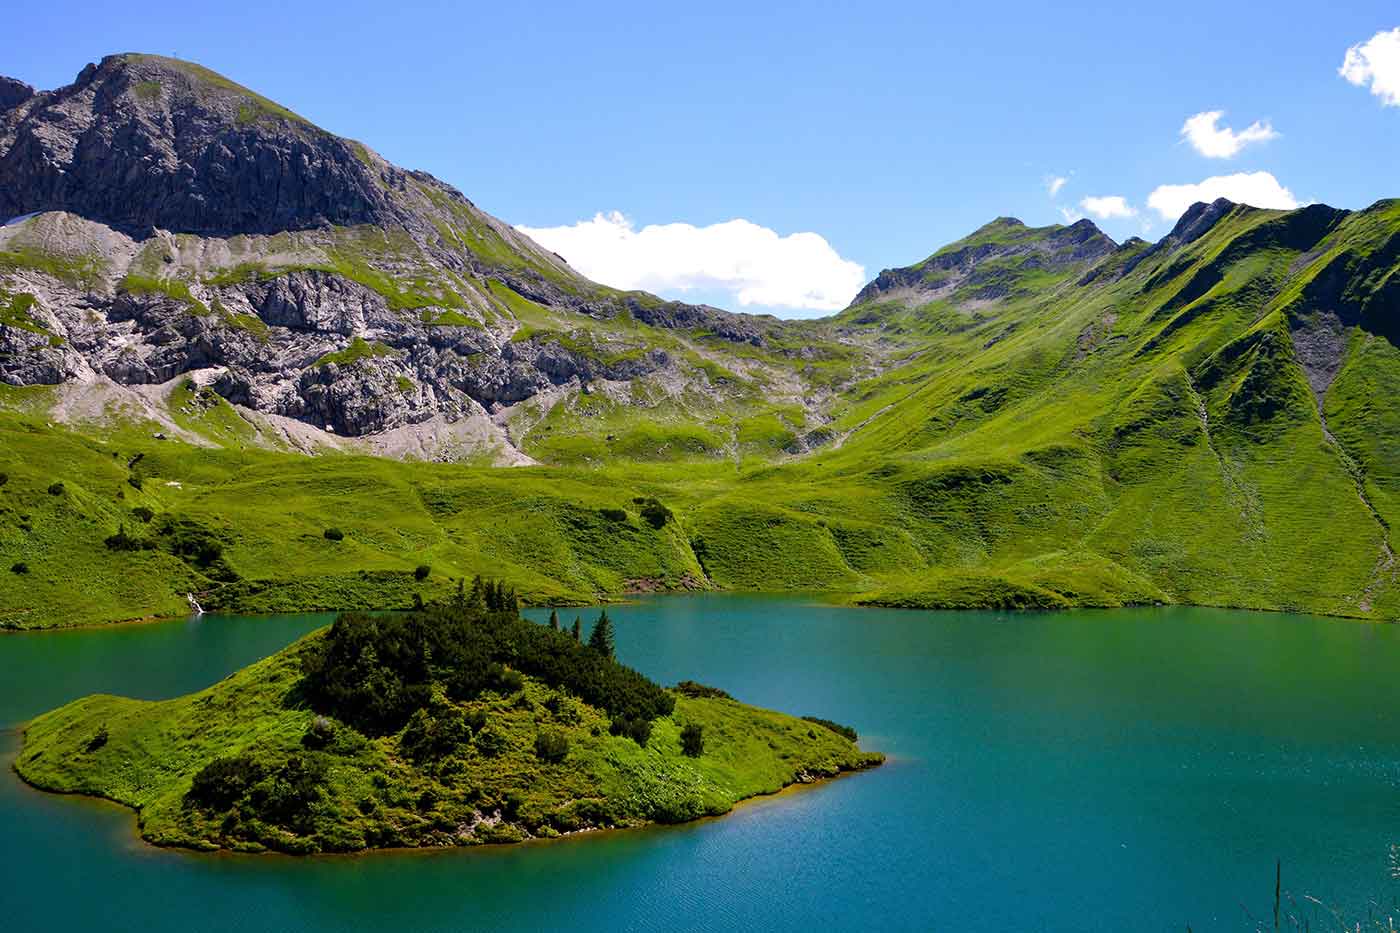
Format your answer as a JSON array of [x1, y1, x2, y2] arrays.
[[474, 726, 509, 758], [187, 755, 265, 811], [802, 716, 858, 742], [534, 729, 570, 763], [157, 516, 227, 570], [0, 472, 8, 486], [680, 723, 704, 757], [674, 680, 732, 700], [84, 725, 110, 753], [247, 754, 328, 830], [628, 717, 653, 747], [301, 716, 337, 750], [47, 482, 64, 496], [323, 527, 344, 541], [610, 715, 653, 747], [10, 562, 28, 574], [633, 496, 672, 529], [414, 564, 431, 581], [599, 507, 627, 522], [544, 693, 580, 725], [399, 704, 475, 762], [105, 528, 156, 552], [127, 473, 143, 491], [131, 506, 155, 523]]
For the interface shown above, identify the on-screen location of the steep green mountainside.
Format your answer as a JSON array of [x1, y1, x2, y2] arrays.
[[816, 198, 1400, 620], [1, 55, 1398, 626], [16, 603, 881, 853]]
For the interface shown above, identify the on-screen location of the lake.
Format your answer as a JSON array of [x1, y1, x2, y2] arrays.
[[3, 595, 1399, 931]]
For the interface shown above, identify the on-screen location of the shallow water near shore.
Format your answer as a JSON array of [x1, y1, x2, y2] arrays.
[[3, 595, 1400, 931]]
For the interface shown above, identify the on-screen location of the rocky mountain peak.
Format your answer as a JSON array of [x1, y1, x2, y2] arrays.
[[0, 76, 34, 112], [0, 53, 405, 237], [1167, 198, 1237, 245], [847, 215, 1116, 310]]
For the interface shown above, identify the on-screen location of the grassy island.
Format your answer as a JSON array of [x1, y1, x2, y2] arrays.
[[14, 583, 882, 854]]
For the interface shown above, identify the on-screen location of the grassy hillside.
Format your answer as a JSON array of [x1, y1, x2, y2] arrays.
[[4, 199, 1400, 626], [15, 605, 882, 853]]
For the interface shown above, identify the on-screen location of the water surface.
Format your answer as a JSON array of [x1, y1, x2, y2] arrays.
[[3, 596, 1399, 931]]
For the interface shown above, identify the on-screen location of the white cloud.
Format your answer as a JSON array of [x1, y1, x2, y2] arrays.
[[1146, 171, 1300, 220], [1046, 175, 1068, 197], [1058, 206, 1084, 224], [516, 212, 866, 313], [1180, 110, 1278, 158], [1079, 195, 1136, 219], [1340, 27, 1400, 106]]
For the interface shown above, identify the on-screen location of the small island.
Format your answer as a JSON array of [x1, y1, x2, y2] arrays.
[[15, 582, 882, 854]]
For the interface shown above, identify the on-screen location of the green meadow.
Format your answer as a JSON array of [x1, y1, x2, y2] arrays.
[[3, 201, 1399, 628]]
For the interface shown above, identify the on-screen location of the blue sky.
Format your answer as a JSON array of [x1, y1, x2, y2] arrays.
[[4, 1, 1399, 316]]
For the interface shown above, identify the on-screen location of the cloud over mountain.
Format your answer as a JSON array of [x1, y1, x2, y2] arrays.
[[517, 212, 866, 313], [1080, 195, 1136, 219], [1147, 171, 1300, 220]]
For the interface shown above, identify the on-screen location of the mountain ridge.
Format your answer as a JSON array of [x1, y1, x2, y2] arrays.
[[0, 54, 844, 445], [2, 53, 1400, 628]]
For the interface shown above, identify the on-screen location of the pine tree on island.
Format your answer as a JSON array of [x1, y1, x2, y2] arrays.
[[588, 609, 615, 659]]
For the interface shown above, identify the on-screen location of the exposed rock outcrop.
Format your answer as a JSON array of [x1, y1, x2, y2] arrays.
[[0, 56, 823, 440]]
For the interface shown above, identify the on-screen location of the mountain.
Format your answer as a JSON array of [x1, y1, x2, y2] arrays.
[[0, 54, 846, 453], [2, 53, 1399, 627]]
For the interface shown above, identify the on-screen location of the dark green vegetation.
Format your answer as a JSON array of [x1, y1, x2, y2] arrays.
[[14, 593, 882, 853]]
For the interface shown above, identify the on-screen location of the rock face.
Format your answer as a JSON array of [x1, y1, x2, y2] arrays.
[[0, 55, 400, 237], [0, 217, 681, 436]]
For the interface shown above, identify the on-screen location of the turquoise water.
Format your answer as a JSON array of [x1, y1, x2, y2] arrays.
[[3, 596, 1400, 931]]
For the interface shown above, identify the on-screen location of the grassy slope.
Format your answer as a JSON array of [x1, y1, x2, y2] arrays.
[[14, 628, 881, 853], [4, 203, 1400, 626]]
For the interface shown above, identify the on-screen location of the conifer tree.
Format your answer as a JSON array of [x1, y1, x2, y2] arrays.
[[572, 617, 582, 641], [467, 575, 485, 610], [588, 610, 615, 658], [548, 609, 560, 630]]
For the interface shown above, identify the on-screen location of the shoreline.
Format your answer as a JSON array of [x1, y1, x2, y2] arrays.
[[5, 588, 1394, 637], [9, 736, 885, 861]]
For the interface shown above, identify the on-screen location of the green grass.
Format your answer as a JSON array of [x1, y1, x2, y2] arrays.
[[0, 246, 108, 289], [5, 199, 1400, 626], [120, 273, 208, 314], [208, 297, 270, 340], [313, 336, 398, 368], [131, 80, 162, 102], [168, 379, 257, 446], [0, 292, 51, 337], [124, 54, 312, 128], [14, 625, 882, 853]]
